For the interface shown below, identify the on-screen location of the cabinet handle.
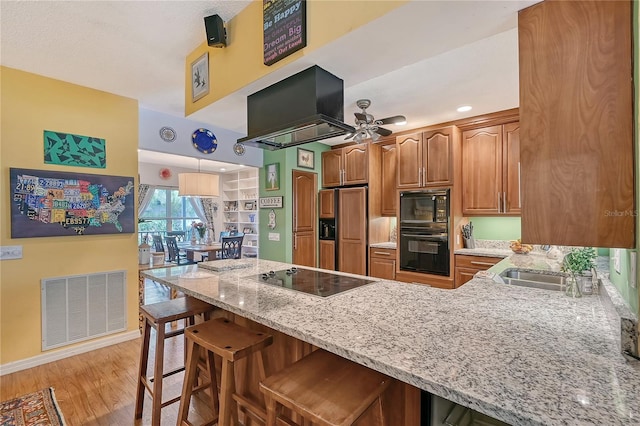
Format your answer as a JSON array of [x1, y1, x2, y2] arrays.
[[518, 162, 521, 208], [373, 251, 391, 256], [294, 234, 297, 249], [470, 261, 495, 267], [423, 167, 426, 186], [503, 191, 507, 213], [497, 192, 501, 213]]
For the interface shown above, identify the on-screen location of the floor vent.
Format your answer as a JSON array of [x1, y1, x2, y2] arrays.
[[41, 270, 127, 351]]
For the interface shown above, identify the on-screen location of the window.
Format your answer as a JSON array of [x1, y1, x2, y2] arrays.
[[139, 188, 200, 241]]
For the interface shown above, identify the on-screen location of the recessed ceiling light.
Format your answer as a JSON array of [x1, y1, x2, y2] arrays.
[[220, 168, 226, 171], [457, 105, 472, 112]]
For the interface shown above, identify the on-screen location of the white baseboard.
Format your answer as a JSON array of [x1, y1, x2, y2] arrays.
[[0, 330, 140, 376]]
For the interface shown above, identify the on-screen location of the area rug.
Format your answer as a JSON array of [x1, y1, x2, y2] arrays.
[[0, 388, 66, 426]]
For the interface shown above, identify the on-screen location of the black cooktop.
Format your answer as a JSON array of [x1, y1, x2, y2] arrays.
[[250, 267, 375, 297]]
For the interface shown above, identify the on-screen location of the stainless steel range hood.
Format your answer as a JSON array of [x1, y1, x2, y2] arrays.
[[238, 66, 355, 150]]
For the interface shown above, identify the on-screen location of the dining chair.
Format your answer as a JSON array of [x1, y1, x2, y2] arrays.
[[165, 236, 191, 264], [166, 230, 186, 242], [218, 231, 230, 242], [221, 236, 244, 259], [152, 235, 165, 253]]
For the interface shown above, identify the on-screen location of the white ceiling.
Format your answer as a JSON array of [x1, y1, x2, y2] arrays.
[[1, 0, 539, 163]]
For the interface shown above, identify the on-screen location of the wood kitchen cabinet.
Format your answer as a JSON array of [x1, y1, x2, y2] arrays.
[[319, 240, 336, 270], [396, 126, 454, 189], [369, 247, 396, 280], [519, 0, 634, 248], [318, 189, 335, 218], [321, 144, 368, 187], [380, 142, 397, 216], [461, 123, 520, 216], [454, 255, 503, 288], [338, 187, 367, 275]]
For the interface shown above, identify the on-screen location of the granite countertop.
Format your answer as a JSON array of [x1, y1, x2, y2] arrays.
[[142, 258, 640, 426], [370, 242, 397, 249]]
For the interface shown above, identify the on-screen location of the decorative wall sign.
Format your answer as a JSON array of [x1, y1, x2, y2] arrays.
[[192, 128, 218, 154], [259, 196, 283, 208], [10, 168, 135, 238], [263, 0, 307, 66], [191, 52, 209, 102], [43, 130, 106, 169], [297, 147, 314, 169], [268, 209, 277, 229], [265, 163, 280, 191]]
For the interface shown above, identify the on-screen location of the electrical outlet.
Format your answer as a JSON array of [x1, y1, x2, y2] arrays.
[[268, 232, 280, 241], [0, 245, 23, 260]]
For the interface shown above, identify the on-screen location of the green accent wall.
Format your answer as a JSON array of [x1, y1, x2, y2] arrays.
[[468, 217, 522, 240], [609, 249, 639, 314], [258, 142, 330, 263]]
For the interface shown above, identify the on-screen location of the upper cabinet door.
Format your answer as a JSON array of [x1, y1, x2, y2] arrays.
[[293, 170, 317, 233], [318, 189, 335, 219], [343, 144, 369, 185], [519, 1, 634, 247], [321, 150, 342, 188], [396, 133, 422, 188], [502, 122, 521, 215], [462, 126, 502, 215], [423, 127, 453, 187], [380, 143, 397, 216]]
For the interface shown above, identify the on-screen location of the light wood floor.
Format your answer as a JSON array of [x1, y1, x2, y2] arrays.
[[0, 279, 216, 425]]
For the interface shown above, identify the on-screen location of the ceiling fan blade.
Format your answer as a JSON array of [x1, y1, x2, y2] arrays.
[[376, 115, 407, 125], [375, 127, 393, 137], [354, 112, 367, 121]]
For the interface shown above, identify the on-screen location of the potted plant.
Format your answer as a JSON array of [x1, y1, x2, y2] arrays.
[[562, 247, 597, 297]]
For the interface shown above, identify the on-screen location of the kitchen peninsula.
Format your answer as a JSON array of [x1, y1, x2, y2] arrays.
[[141, 258, 640, 425]]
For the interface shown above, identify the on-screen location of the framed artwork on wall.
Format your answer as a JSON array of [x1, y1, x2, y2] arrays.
[[265, 163, 280, 191], [191, 52, 209, 102], [297, 148, 314, 169], [9, 168, 135, 238]]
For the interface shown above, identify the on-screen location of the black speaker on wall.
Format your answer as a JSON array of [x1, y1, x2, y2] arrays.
[[204, 14, 226, 48]]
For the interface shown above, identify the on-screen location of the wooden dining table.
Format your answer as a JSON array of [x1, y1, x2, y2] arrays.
[[179, 243, 223, 262]]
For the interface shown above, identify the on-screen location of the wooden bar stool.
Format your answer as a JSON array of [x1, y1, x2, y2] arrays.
[[260, 349, 392, 426], [134, 296, 216, 426], [177, 317, 273, 426]]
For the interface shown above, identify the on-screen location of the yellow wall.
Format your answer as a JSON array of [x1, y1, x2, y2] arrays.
[[186, 0, 408, 115], [0, 67, 139, 364]]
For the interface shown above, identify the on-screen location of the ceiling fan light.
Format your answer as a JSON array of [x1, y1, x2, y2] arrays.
[[371, 132, 381, 142]]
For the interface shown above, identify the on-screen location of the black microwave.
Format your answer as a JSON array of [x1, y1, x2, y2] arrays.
[[399, 189, 449, 225]]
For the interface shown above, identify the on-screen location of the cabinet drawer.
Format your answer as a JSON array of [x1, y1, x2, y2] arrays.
[[455, 255, 503, 270], [370, 248, 396, 259]]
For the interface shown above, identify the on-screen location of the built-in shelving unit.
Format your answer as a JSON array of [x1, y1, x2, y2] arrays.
[[221, 168, 259, 258]]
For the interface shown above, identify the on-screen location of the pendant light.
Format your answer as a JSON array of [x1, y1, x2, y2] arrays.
[[178, 159, 219, 197]]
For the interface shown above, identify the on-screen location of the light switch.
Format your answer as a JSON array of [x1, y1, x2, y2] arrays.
[[0, 245, 23, 260], [268, 233, 280, 241]]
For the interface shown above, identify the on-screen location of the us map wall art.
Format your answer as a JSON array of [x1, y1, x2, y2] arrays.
[[44, 130, 106, 168], [10, 168, 135, 238]]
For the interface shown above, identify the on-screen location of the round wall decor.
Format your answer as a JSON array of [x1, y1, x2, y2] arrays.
[[233, 143, 246, 156], [192, 128, 218, 154], [159, 168, 172, 180], [159, 126, 177, 142]]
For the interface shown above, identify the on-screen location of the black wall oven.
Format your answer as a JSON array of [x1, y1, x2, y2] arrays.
[[399, 189, 450, 276]]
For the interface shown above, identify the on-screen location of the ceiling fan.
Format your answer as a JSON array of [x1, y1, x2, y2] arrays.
[[346, 99, 407, 143]]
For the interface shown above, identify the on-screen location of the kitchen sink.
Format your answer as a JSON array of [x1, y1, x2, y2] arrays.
[[498, 269, 566, 291]]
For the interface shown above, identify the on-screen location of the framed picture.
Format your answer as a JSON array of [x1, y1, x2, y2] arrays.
[[244, 201, 255, 210], [297, 148, 314, 169], [265, 163, 280, 191], [191, 52, 209, 102], [243, 227, 253, 234]]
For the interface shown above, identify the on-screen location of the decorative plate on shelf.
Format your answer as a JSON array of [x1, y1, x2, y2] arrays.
[[192, 128, 218, 154], [159, 168, 172, 180], [233, 143, 246, 156], [159, 126, 177, 142]]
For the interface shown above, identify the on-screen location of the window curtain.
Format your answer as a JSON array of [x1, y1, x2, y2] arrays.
[[200, 198, 218, 239], [138, 184, 154, 214]]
